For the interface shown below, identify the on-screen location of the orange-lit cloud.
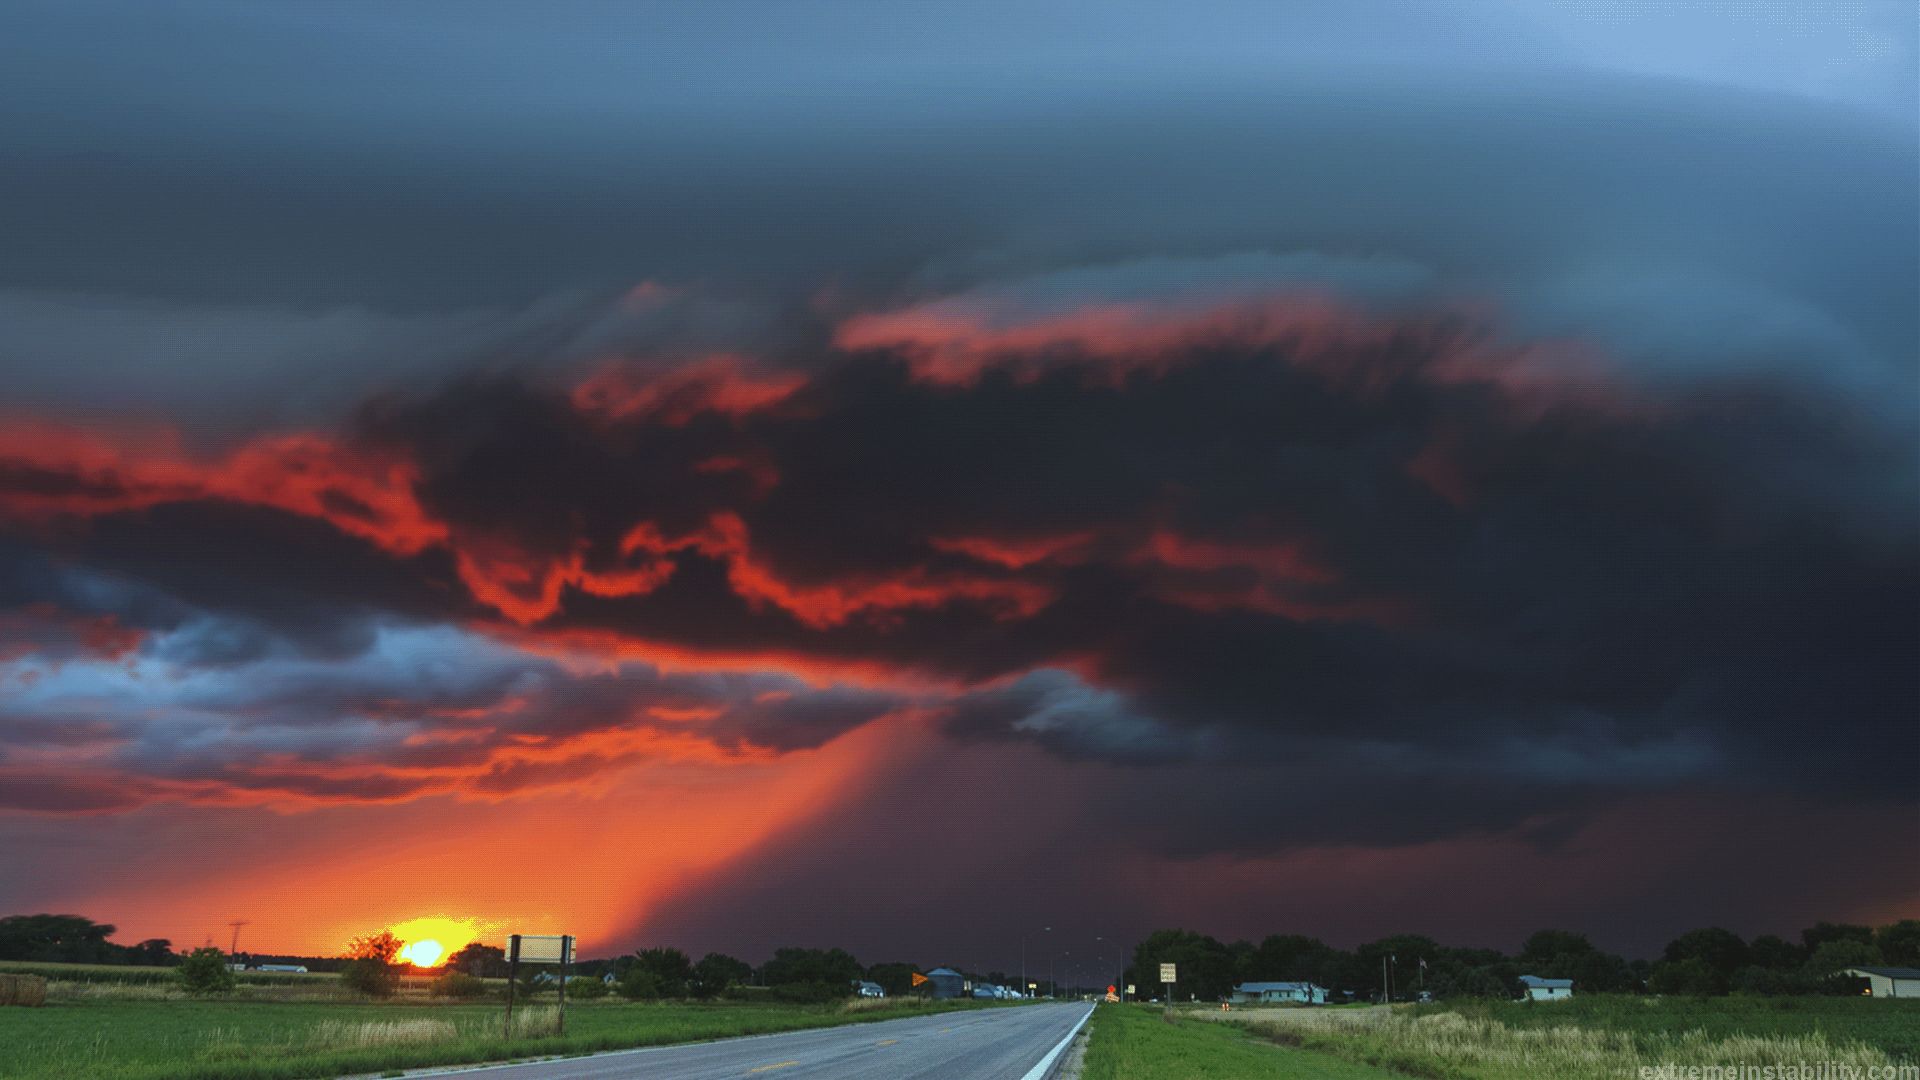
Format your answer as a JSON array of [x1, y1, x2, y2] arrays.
[[51, 714, 906, 957]]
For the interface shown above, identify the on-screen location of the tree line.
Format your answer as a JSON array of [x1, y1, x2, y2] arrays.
[[1125, 919, 1920, 1002]]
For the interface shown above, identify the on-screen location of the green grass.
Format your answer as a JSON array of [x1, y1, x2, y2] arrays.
[[0, 996, 1004, 1080], [1081, 1003, 1403, 1080], [1424, 995, 1920, 1064]]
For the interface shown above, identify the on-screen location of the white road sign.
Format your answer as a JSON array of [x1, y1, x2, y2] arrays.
[[510, 934, 573, 964], [1159, 963, 1177, 983]]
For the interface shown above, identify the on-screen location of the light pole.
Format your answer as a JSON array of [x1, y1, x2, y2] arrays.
[[1022, 926, 1049, 1001]]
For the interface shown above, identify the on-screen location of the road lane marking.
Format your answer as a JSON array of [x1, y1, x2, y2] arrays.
[[1016, 1005, 1095, 1080], [875, 1039, 898, 1046], [748, 1062, 800, 1073]]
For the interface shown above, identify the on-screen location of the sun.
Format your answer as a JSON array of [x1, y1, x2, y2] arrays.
[[399, 938, 445, 967], [387, 917, 479, 968]]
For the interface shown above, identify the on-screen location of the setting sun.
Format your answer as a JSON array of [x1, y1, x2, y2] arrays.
[[386, 917, 480, 968]]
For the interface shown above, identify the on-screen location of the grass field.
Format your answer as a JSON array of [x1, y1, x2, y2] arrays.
[[0, 961, 333, 988], [1082, 1002, 1403, 1079], [1203, 995, 1920, 1079], [0, 994, 1001, 1080]]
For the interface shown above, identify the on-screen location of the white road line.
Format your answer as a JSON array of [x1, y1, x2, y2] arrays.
[[1016, 1004, 1094, 1080]]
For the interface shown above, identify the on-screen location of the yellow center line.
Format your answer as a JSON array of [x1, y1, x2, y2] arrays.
[[875, 1039, 898, 1047], [747, 1062, 800, 1073]]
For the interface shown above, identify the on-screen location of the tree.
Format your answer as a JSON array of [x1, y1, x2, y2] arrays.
[[625, 947, 694, 997], [131, 939, 175, 966], [693, 953, 753, 997], [1746, 935, 1805, 971], [1804, 938, 1880, 976], [1875, 920, 1920, 966], [0, 914, 118, 963], [1250, 935, 1337, 983], [1520, 930, 1595, 962], [618, 968, 663, 1000], [1127, 930, 1238, 1001], [1662, 928, 1748, 977], [446, 942, 507, 978], [863, 961, 919, 997], [176, 946, 236, 995], [762, 947, 862, 988], [341, 931, 405, 998]]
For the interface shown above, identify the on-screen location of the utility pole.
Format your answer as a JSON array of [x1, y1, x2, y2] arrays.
[[227, 920, 250, 960], [1381, 956, 1388, 1004]]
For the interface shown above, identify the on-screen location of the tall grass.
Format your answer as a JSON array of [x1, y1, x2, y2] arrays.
[[308, 1018, 460, 1047], [1222, 1002, 1908, 1079]]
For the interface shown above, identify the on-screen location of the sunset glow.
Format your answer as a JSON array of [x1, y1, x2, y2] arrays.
[[387, 918, 478, 969]]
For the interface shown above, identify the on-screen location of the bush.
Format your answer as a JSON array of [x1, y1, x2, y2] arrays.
[[567, 976, 609, 999], [176, 947, 236, 995], [618, 968, 662, 1000], [342, 958, 403, 997], [430, 971, 489, 999]]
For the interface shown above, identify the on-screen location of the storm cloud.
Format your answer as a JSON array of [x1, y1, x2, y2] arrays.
[[0, 0, 1913, 959]]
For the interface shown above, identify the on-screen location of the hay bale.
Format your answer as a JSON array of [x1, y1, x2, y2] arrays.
[[0, 973, 48, 1007]]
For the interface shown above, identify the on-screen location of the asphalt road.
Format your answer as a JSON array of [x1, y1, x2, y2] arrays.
[[412, 1002, 1093, 1080]]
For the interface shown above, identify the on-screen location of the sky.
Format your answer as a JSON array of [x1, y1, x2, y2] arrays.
[[0, 0, 1915, 971]]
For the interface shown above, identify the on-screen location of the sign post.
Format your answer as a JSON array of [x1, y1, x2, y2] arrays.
[[1159, 962, 1176, 1013], [504, 934, 574, 1038]]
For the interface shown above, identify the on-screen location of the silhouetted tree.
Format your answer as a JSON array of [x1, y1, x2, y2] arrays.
[[691, 952, 752, 997], [1877, 920, 1920, 966], [341, 931, 405, 997], [762, 947, 861, 988], [1663, 928, 1749, 977]]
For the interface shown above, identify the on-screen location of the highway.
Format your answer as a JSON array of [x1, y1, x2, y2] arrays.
[[410, 1002, 1093, 1080]]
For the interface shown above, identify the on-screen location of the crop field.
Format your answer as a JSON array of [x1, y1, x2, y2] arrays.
[[1196, 995, 1920, 1079], [0, 991, 998, 1080]]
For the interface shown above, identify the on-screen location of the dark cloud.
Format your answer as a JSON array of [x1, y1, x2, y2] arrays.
[[0, 0, 1913, 957]]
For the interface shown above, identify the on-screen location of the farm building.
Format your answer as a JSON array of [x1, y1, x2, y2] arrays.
[[1231, 981, 1328, 1004], [924, 967, 966, 1000], [1841, 967, 1920, 998], [1518, 975, 1573, 1001]]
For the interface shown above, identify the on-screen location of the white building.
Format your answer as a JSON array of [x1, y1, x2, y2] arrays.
[[1231, 981, 1328, 1004], [1518, 975, 1573, 1001], [1841, 967, 1920, 999]]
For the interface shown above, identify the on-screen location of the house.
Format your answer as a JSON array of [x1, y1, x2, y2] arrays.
[[1841, 967, 1920, 999], [856, 981, 885, 998], [1519, 975, 1573, 1001], [1231, 981, 1328, 1004], [924, 967, 966, 1000]]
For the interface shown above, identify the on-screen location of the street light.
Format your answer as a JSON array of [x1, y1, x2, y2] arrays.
[[1022, 926, 1050, 1002]]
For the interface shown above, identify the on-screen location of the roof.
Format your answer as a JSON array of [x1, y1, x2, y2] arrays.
[[925, 967, 962, 977], [1844, 967, 1920, 979], [1519, 975, 1574, 988], [857, 981, 883, 990], [1235, 981, 1322, 992]]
